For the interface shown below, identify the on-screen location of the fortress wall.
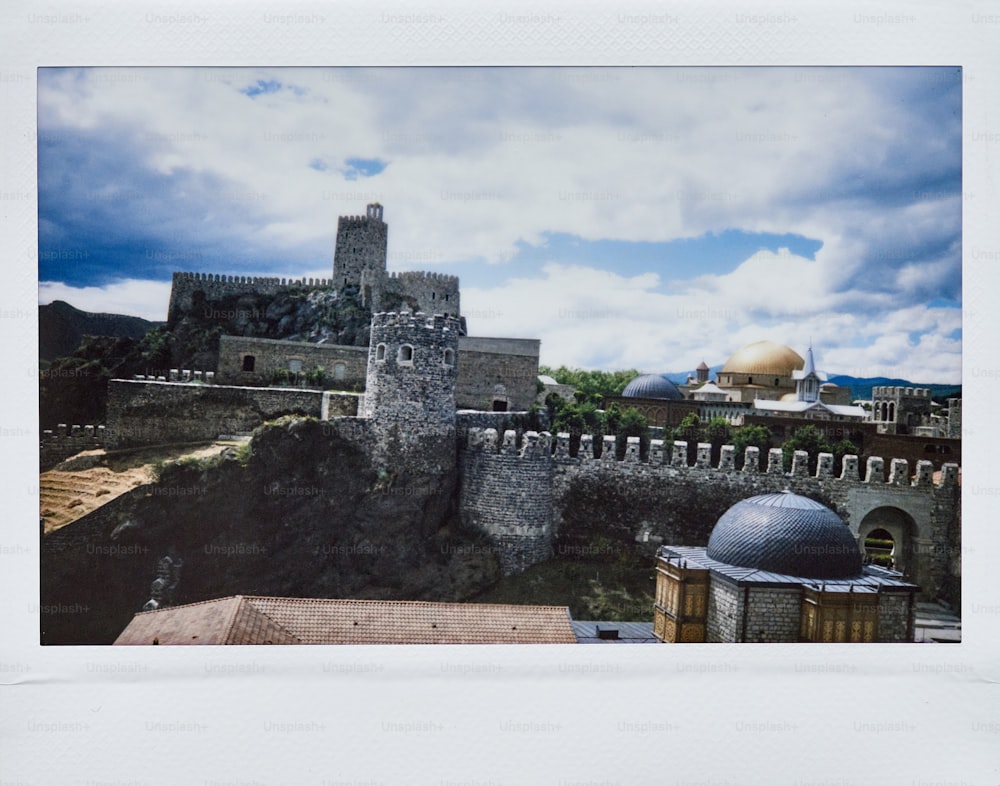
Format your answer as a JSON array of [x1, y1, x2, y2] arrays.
[[455, 337, 540, 412], [459, 429, 554, 575], [458, 426, 960, 600], [40, 424, 106, 470], [216, 335, 367, 388], [379, 271, 461, 318], [168, 272, 334, 324], [106, 380, 323, 448]]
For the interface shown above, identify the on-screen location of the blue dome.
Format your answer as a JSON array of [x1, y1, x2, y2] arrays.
[[621, 374, 683, 401], [706, 492, 862, 579]]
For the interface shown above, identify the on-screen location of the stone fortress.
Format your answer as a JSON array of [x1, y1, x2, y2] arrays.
[[48, 203, 962, 618]]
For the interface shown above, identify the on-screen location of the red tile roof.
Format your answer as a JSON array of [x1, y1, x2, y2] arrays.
[[114, 595, 576, 645]]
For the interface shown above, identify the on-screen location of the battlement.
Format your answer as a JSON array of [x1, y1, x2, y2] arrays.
[[873, 385, 933, 399], [461, 428, 960, 489], [168, 271, 335, 324], [40, 423, 107, 470], [370, 311, 462, 332], [172, 271, 335, 289], [388, 270, 460, 286]]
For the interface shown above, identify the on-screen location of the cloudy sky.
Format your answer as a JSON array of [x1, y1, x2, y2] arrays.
[[37, 66, 962, 383]]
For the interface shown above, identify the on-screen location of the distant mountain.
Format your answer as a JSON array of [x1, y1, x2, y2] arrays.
[[39, 300, 163, 363], [661, 365, 723, 385], [827, 375, 961, 402]]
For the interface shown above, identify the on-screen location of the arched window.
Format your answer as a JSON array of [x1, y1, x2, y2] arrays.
[[774, 378, 779, 386], [888, 402, 896, 422], [375, 344, 386, 362], [442, 348, 455, 367], [398, 345, 414, 364]]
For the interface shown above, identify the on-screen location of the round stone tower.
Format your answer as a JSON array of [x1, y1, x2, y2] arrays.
[[361, 311, 460, 430]]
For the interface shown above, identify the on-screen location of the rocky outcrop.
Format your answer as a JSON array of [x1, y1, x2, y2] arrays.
[[40, 417, 500, 644]]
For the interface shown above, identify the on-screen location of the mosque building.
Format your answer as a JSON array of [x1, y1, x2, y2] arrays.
[[609, 339, 863, 428], [652, 492, 918, 643]]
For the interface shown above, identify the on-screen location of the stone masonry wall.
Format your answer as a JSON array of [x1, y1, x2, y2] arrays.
[[744, 587, 802, 642], [372, 271, 461, 318], [461, 429, 960, 600], [168, 272, 334, 324], [106, 380, 323, 448], [216, 335, 367, 388], [333, 207, 388, 291], [878, 592, 914, 642], [456, 336, 540, 413], [459, 429, 554, 575], [361, 312, 460, 429], [706, 580, 741, 642]]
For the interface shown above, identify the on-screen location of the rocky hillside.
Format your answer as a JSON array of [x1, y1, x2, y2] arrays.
[[40, 417, 501, 644]]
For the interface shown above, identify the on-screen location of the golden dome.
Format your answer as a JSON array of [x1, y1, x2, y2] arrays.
[[721, 341, 804, 377]]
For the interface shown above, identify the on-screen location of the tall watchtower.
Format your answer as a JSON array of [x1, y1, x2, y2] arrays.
[[361, 311, 461, 430], [333, 203, 388, 291]]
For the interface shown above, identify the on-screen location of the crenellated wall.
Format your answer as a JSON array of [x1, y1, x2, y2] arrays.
[[40, 424, 107, 470], [457, 426, 960, 602], [459, 429, 554, 575], [167, 271, 335, 325]]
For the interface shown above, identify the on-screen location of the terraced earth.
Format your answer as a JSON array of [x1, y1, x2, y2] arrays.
[[39, 441, 242, 534]]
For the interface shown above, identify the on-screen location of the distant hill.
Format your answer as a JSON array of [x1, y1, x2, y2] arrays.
[[39, 300, 163, 363], [827, 375, 961, 402], [661, 365, 723, 385]]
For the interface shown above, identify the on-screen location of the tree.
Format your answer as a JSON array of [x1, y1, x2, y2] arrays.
[[830, 438, 860, 478], [732, 424, 773, 470], [782, 424, 832, 474]]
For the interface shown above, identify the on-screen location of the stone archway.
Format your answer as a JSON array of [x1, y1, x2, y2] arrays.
[[863, 527, 896, 569], [858, 507, 916, 578]]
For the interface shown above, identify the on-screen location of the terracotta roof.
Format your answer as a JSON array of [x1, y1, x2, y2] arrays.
[[114, 596, 577, 645]]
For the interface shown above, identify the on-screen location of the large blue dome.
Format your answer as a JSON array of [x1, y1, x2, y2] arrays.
[[706, 492, 862, 579], [621, 374, 683, 401]]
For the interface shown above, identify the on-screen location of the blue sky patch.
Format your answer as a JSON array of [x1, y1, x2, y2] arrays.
[[242, 79, 282, 98], [342, 157, 388, 181]]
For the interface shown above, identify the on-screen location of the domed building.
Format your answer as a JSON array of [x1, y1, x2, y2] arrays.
[[715, 340, 805, 402], [652, 492, 918, 643], [621, 374, 684, 401]]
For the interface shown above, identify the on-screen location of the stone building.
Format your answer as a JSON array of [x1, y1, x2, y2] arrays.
[[751, 345, 866, 423], [872, 385, 935, 435], [215, 335, 368, 389], [652, 492, 918, 643]]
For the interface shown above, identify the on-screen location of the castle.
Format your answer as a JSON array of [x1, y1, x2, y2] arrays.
[[44, 204, 962, 614]]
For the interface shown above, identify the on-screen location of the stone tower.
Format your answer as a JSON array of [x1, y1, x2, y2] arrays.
[[333, 203, 388, 292], [361, 311, 461, 434]]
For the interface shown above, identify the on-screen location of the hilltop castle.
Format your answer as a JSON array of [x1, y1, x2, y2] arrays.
[[45, 204, 961, 616]]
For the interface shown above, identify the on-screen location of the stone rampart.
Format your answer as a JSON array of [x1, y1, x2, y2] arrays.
[[40, 424, 107, 470], [459, 429, 554, 575], [106, 379, 324, 448], [457, 425, 960, 601], [168, 271, 335, 324]]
